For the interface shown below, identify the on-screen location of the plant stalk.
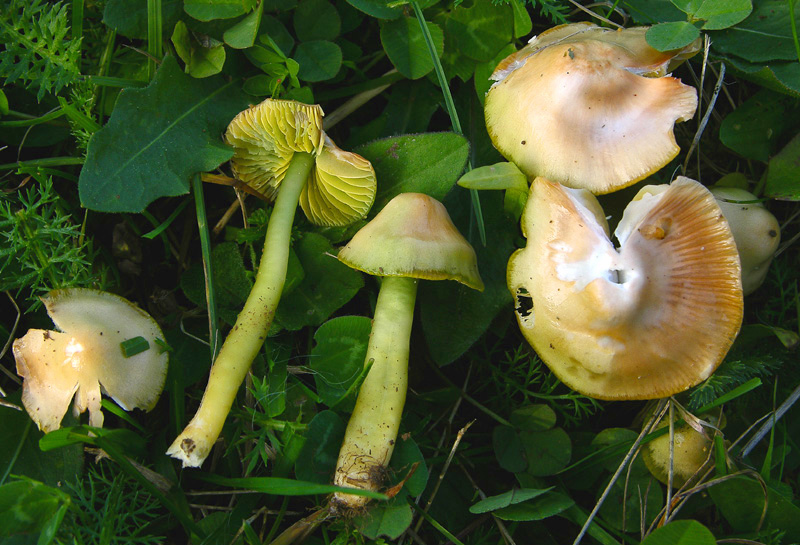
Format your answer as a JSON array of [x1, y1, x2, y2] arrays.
[[331, 276, 418, 511], [167, 152, 315, 467]]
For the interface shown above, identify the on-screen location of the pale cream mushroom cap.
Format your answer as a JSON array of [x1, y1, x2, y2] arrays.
[[642, 415, 719, 486], [13, 289, 168, 432], [338, 193, 484, 291], [710, 186, 781, 295], [485, 23, 699, 194], [507, 177, 743, 400], [225, 99, 376, 226]]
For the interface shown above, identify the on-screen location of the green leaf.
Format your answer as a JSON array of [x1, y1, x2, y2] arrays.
[[645, 22, 701, 51], [355, 132, 469, 214], [712, 0, 800, 62], [510, 0, 532, 38], [120, 336, 150, 357], [474, 44, 515, 106], [640, 520, 717, 545], [79, 56, 248, 212], [765, 133, 800, 200], [710, 476, 800, 539], [598, 473, 663, 530], [591, 428, 648, 475], [294, 0, 340, 41], [198, 473, 388, 498], [470, 487, 554, 514], [520, 427, 571, 477], [0, 478, 71, 537], [0, 89, 7, 115], [443, 1, 513, 62], [184, 0, 257, 22], [294, 40, 342, 82], [457, 161, 526, 191], [493, 492, 574, 521], [511, 405, 557, 432], [694, 0, 752, 30], [719, 89, 795, 161], [358, 502, 413, 540], [380, 17, 444, 79], [276, 233, 364, 330], [346, 0, 402, 20], [171, 21, 227, 78], [294, 411, 346, 483], [389, 436, 428, 497], [260, 15, 295, 56], [103, 0, 183, 39], [223, 0, 263, 48], [309, 316, 372, 410], [493, 425, 527, 473]]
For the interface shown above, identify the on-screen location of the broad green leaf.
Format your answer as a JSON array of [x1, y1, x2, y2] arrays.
[[198, 474, 387, 498], [520, 427, 571, 477], [470, 487, 554, 514], [511, 405, 557, 432], [243, 74, 278, 96], [712, 0, 800, 62], [591, 428, 648, 476], [493, 492, 574, 521], [510, 0, 532, 38], [103, 0, 183, 39], [346, 0, 402, 20], [79, 56, 248, 212], [493, 425, 527, 473], [474, 44, 515, 106], [457, 161, 526, 191], [276, 233, 364, 330], [443, 1, 513, 62], [641, 520, 717, 545], [260, 15, 295, 56], [694, 0, 753, 29], [294, 0, 340, 42], [309, 316, 372, 410], [0, 478, 71, 537], [184, 0, 257, 22], [723, 55, 800, 97], [599, 473, 663, 530], [380, 18, 444, 79], [719, 89, 795, 161], [355, 132, 469, 215], [645, 22, 701, 51], [710, 476, 800, 538], [0, 89, 7, 115], [294, 40, 342, 82], [765, 133, 800, 200], [223, 0, 263, 48], [358, 502, 413, 540], [389, 436, 428, 497], [294, 411, 346, 483], [380, 81, 442, 136], [622, 0, 687, 24], [671, 0, 703, 13], [171, 21, 227, 78]]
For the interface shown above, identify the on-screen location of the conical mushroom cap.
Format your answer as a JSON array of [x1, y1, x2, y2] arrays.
[[338, 193, 484, 291], [507, 177, 743, 400], [485, 23, 700, 194], [225, 99, 376, 226], [13, 289, 168, 432]]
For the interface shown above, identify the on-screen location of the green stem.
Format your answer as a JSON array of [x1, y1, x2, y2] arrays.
[[191, 175, 219, 360], [167, 152, 315, 467], [332, 276, 418, 511]]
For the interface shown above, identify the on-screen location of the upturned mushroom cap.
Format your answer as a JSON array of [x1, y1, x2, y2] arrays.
[[507, 177, 743, 400], [337, 193, 484, 291], [13, 289, 168, 432], [485, 23, 700, 194], [225, 98, 376, 226]]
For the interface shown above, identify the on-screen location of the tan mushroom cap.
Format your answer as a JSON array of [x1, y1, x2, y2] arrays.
[[13, 289, 168, 432], [338, 193, 484, 291], [225, 98, 376, 226], [507, 177, 743, 400], [485, 23, 700, 194]]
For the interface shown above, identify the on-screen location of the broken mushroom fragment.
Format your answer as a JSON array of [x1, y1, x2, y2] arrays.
[[710, 186, 781, 295], [331, 193, 483, 512], [485, 22, 700, 194], [507, 177, 743, 400], [13, 288, 168, 432]]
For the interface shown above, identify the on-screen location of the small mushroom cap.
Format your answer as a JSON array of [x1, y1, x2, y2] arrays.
[[507, 177, 743, 400], [13, 289, 168, 432], [710, 186, 781, 295], [485, 23, 699, 194], [225, 98, 376, 226], [338, 193, 484, 291], [642, 415, 719, 486]]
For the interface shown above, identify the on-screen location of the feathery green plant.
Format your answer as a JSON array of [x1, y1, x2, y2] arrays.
[[0, 0, 81, 101]]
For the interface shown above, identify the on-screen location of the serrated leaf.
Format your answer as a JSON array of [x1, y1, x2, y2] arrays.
[[79, 56, 248, 212], [355, 132, 469, 214], [184, 0, 257, 21], [640, 520, 716, 545], [646, 22, 701, 51], [765, 132, 800, 200], [470, 487, 554, 514], [380, 17, 444, 79], [294, 40, 342, 82]]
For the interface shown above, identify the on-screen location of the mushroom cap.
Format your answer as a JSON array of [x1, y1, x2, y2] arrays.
[[507, 177, 743, 400], [642, 416, 717, 486], [13, 289, 168, 432], [225, 98, 376, 226], [710, 186, 781, 295], [485, 23, 699, 194], [338, 193, 484, 291]]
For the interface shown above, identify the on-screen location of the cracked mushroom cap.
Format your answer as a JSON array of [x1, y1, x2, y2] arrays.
[[507, 177, 743, 400], [225, 98, 376, 226], [337, 193, 484, 291], [485, 23, 700, 194], [13, 289, 168, 432]]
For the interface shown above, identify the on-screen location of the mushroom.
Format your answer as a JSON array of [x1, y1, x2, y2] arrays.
[[13, 288, 168, 432], [168, 99, 376, 467], [331, 193, 483, 512], [507, 177, 743, 400], [485, 22, 700, 194], [710, 186, 781, 295]]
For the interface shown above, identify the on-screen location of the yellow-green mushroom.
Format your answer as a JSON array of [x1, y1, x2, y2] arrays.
[[168, 99, 376, 468], [331, 193, 483, 512]]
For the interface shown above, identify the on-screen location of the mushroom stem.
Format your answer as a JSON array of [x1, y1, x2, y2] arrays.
[[167, 152, 316, 468], [332, 275, 418, 511]]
